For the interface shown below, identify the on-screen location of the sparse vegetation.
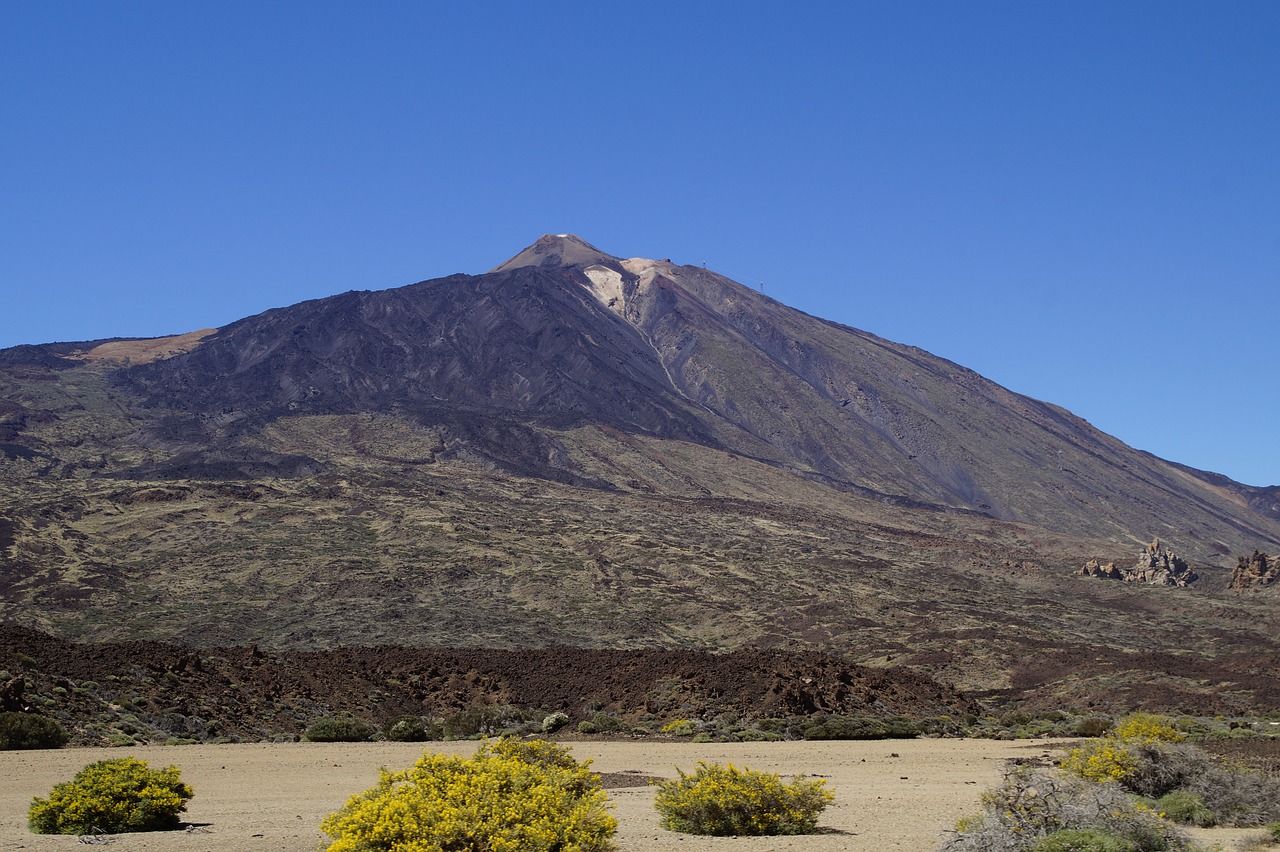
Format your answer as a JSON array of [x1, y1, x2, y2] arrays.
[[941, 765, 1197, 852], [661, 718, 695, 736], [319, 737, 615, 852], [1031, 829, 1139, 852], [383, 715, 434, 742], [441, 704, 534, 738], [653, 761, 833, 836], [541, 711, 570, 733], [577, 712, 628, 735], [0, 712, 67, 750], [1114, 713, 1183, 744], [1154, 791, 1215, 827], [1075, 717, 1114, 738], [304, 716, 377, 743], [1062, 720, 1280, 828], [802, 713, 920, 740], [1061, 739, 1141, 784], [28, 757, 193, 834]]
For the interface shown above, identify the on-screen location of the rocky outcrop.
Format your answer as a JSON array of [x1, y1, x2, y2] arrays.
[[1082, 539, 1198, 587], [1082, 560, 1124, 580], [1231, 551, 1278, 591]]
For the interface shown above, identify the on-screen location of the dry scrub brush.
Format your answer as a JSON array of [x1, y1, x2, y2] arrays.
[[1063, 732, 1280, 827], [940, 765, 1197, 852]]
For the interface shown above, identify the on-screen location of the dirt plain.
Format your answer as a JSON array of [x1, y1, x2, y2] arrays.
[[0, 739, 1253, 852]]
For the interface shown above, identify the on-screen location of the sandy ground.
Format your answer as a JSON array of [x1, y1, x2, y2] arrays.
[[0, 739, 1261, 851]]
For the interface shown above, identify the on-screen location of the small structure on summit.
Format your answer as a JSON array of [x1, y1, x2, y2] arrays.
[[1081, 538, 1198, 587]]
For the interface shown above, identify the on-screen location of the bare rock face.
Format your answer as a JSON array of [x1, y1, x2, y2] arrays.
[[1231, 551, 1279, 591], [1082, 539, 1198, 586]]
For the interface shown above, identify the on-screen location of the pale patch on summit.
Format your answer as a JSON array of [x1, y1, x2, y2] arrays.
[[583, 265, 627, 316], [620, 257, 672, 294]]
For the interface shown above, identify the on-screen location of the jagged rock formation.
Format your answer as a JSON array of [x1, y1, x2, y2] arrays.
[[1081, 539, 1198, 587], [1082, 560, 1124, 580], [1232, 551, 1279, 591]]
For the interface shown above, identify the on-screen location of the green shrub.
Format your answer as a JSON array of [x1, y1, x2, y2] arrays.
[[577, 712, 628, 735], [384, 716, 429, 742], [28, 758, 193, 834], [653, 761, 832, 836], [1031, 828, 1138, 852], [733, 728, 775, 742], [319, 737, 615, 852], [1075, 716, 1113, 738], [304, 716, 377, 742], [0, 712, 68, 750], [802, 714, 919, 740], [441, 704, 530, 738], [542, 711, 570, 733], [1001, 710, 1033, 728], [591, 712, 627, 732], [1267, 821, 1280, 842], [1154, 791, 1214, 827]]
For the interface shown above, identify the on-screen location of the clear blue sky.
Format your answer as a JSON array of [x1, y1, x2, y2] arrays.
[[3, 2, 1277, 485]]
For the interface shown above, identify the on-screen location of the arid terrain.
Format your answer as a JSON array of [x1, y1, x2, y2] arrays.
[[0, 739, 1097, 852], [0, 739, 1268, 852]]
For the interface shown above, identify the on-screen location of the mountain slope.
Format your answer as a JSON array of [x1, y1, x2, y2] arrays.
[[25, 233, 1273, 561], [2, 234, 1280, 710]]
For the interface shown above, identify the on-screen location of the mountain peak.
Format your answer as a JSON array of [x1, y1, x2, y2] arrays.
[[490, 234, 620, 273]]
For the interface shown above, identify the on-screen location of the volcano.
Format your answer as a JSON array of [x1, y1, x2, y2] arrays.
[[2, 234, 1279, 710]]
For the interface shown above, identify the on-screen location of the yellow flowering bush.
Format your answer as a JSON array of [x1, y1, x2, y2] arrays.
[[28, 757, 193, 834], [1112, 712, 1183, 744], [1060, 740, 1139, 784], [320, 737, 615, 852], [660, 719, 695, 736], [653, 761, 833, 836], [1061, 712, 1183, 786]]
